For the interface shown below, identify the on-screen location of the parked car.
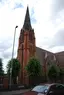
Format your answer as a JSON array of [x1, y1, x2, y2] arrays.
[[23, 83, 64, 95]]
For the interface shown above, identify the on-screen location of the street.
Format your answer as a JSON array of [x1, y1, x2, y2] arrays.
[[0, 89, 30, 95]]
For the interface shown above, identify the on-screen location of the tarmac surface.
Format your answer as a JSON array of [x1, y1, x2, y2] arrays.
[[0, 89, 30, 95]]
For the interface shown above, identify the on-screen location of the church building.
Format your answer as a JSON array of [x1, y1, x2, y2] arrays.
[[17, 7, 64, 85]]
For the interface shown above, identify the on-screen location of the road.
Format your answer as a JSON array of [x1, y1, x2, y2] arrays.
[[0, 89, 30, 95]]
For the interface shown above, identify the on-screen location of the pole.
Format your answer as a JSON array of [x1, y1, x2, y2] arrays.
[[10, 26, 18, 89]]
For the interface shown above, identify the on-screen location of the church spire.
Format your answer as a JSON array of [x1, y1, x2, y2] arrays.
[[23, 6, 32, 30]]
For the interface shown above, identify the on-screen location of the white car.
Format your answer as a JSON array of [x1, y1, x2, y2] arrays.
[[23, 83, 64, 95]]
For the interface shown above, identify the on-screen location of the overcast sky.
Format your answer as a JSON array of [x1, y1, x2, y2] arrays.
[[0, 0, 64, 71]]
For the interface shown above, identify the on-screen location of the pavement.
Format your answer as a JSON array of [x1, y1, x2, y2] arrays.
[[0, 89, 30, 95]]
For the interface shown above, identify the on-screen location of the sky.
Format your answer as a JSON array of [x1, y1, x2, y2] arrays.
[[0, 0, 64, 72]]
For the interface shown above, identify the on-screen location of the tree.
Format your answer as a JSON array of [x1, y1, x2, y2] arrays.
[[58, 67, 64, 83], [25, 57, 42, 85], [25, 57, 42, 77], [48, 64, 58, 82], [7, 58, 20, 84], [0, 58, 4, 76]]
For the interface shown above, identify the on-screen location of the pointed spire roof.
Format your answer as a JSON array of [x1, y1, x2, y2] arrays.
[[23, 6, 32, 30]]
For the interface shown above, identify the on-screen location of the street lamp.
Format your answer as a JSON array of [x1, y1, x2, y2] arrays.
[[11, 26, 18, 59], [10, 26, 18, 89]]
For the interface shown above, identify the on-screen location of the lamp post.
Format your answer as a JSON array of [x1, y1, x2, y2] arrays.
[[10, 26, 18, 89]]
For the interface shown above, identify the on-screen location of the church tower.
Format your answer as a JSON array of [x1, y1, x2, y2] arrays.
[[17, 7, 36, 85]]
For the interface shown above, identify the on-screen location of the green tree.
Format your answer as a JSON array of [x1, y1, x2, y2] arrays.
[[25, 57, 42, 85], [7, 58, 20, 84], [25, 57, 42, 76], [0, 58, 4, 76], [48, 64, 58, 82], [58, 67, 64, 83]]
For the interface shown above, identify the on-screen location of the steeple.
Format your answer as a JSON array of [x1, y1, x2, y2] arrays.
[[23, 6, 32, 30]]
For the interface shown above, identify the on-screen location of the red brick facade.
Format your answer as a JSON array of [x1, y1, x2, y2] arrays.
[[17, 7, 36, 85]]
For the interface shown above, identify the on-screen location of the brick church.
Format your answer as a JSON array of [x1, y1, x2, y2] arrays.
[[17, 7, 64, 85]]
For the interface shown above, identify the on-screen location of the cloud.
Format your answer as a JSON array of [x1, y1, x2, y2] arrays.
[[52, 29, 64, 46], [42, 0, 64, 52], [30, 8, 37, 24], [0, 40, 12, 52], [52, 0, 64, 12], [0, 0, 2, 3], [49, 46, 64, 53], [40, 28, 64, 50], [51, 0, 64, 19], [2, 49, 12, 59], [14, 3, 24, 9]]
